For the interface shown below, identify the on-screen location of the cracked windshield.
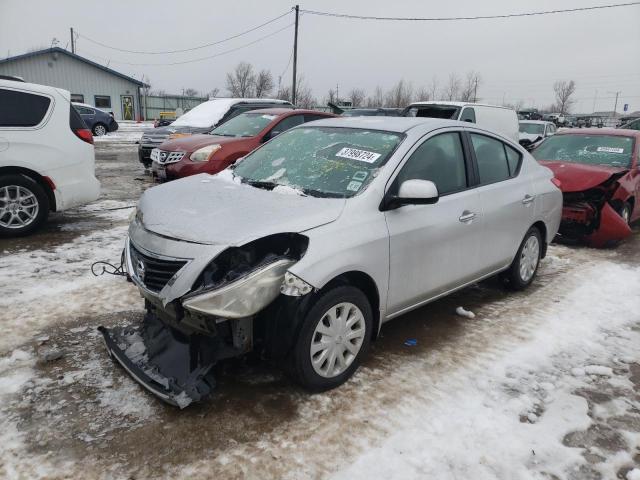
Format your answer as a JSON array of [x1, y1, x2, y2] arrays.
[[533, 134, 634, 167]]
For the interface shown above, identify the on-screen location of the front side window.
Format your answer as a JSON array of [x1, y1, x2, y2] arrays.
[[233, 127, 404, 198], [76, 106, 94, 115], [268, 114, 305, 137], [470, 134, 511, 184], [532, 134, 634, 168], [394, 132, 467, 195], [95, 95, 111, 108], [460, 107, 476, 123], [0, 89, 51, 127], [210, 112, 276, 138]]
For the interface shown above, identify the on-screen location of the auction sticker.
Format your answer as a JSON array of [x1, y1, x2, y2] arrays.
[[336, 147, 381, 163], [346, 181, 363, 192], [597, 147, 625, 154]]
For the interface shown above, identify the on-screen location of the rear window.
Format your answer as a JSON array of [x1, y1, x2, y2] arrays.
[[0, 89, 51, 127], [405, 105, 460, 120], [533, 134, 634, 168]]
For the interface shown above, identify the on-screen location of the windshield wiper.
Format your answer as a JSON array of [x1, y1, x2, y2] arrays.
[[243, 180, 279, 190], [209, 132, 235, 137], [301, 188, 345, 198]]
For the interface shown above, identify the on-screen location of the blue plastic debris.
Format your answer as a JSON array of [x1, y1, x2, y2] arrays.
[[404, 339, 417, 347]]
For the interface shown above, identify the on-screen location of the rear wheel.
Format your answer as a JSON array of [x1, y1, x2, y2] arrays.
[[504, 227, 542, 291], [0, 174, 49, 237], [92, 123, 107, 136], [291, 286, 372, 392]]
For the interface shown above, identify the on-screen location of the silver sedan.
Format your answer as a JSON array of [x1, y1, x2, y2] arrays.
[[101, 117, 562, 406]]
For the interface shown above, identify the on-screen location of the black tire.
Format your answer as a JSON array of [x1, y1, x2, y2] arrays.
[[92, 123, 108, 136], [0, 174, 49, 238], [290, 286, 372, 392], [504, 226, 542, 291]]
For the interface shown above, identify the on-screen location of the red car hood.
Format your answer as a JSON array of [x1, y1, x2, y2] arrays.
[[159, 134, 245, 153], [538, 160, 626, 192]]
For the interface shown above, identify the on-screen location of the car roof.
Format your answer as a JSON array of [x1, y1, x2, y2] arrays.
[[0, 79, 67, 96], [244, 108, 330, 116], [298, 116, 469, 133], [520, 120, 551, 125], [220, 97, 292, 105], [72, 102, 95, 109], [408, 101, 513, 110], [556, 127, 640, 138]]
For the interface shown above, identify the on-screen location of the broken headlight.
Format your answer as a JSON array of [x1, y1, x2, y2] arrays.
[[183, 233, 309, 318]]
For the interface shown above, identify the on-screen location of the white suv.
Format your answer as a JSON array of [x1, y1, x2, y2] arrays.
[[0, 79, 100, 236]]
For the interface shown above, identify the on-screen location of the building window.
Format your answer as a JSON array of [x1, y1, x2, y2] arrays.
[[95, 95, 111, 108], [70, 94, 84, 103]]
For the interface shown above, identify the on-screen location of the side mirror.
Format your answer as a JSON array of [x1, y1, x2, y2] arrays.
[[381, 179, 439, 210]]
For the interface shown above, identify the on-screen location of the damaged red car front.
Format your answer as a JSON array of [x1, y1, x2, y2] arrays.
[[532, 129, 639, 247]]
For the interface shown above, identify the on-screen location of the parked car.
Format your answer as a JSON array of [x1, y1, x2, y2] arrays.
[[150, 109, 335, 182], [619, 118, 640, 131], [100, 117, 562, 406], [72, 102, 119, 136], [403, 102, 520, 143], [341, 108, 403, 117], [0, 80, 100, 236], [518, 120, 557, 151], [137, 98, 293, 168], [532, 128, 639, 247]]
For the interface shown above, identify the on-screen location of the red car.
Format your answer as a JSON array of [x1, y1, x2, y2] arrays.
[[150, 108, 335, 181], [532, 128, 639, 247]]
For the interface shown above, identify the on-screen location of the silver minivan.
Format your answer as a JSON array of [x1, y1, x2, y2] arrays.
[[101, 117, 562, 407]]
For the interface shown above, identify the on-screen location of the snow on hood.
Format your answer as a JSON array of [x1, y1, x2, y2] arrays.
[[138, 173, 346, 245], [538, 161, 626, 192], [171, 99, 238, 128]]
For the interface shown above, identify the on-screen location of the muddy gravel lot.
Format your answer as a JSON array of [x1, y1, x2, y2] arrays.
[[1, 138, 639, 479]]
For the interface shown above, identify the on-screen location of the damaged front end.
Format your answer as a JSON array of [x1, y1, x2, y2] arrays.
[[558, 173, 632, 248], [100, 233, 310, 408]]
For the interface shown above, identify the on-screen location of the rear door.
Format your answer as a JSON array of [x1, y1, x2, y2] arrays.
[[385, 129, 484, 315], [467, 131, 535, 273]]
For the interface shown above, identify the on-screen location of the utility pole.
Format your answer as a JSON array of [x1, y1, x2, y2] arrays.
[[291, 5, 299, 105], [608, 91, 621, 116], [70, 28, 75, 54], [336, 83, 339, 104]]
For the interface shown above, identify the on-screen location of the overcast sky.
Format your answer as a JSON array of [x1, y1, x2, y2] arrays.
[[1, 0, 639, 113]]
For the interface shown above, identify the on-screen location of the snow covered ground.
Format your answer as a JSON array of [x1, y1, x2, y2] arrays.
[[93, 121, 153, 145], [0, 144, 638, 479]]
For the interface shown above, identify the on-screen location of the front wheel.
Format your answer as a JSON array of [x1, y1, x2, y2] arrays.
[[505, 227, 542, 290], [92, 123, 107, 136], [0, 174, 49, 237], [291, 286, 372, 392]]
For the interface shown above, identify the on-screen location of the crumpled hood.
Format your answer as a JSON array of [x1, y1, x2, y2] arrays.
[[158, 134, 238, 153], [138, 174, 346, 245], [539, 161, 626, 192]]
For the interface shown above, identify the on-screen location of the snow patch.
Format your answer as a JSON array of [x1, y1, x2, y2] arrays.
[[455, 306, 476, 319]]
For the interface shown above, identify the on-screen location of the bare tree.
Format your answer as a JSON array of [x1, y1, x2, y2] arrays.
[[150, 89, 166, 96], [414, 86, 431, 102], [366, 86, 385, 107], [460, 71, 481, 102], [348, 88, 366, 107], [294, 77, 316, 108], [183, 88, 199, 97], [276, 85, 291, 102], [504, 100, 525, 111], [385, 79, 413, 107], [254, 70, 274, 98], [442, 73, 461, 101], [553, 80, 576, 114], [429, 77, 439, 101], [208, 87, 220, 98], [226, 62, 255, 97], [325, 88, 337, 105]]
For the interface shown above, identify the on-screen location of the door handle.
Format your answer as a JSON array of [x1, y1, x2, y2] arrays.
[[522, 194, 535, 205], [459, 211, 476, 223]]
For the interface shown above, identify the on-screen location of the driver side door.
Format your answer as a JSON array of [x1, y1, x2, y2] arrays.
[[385, 130, 484, 316]]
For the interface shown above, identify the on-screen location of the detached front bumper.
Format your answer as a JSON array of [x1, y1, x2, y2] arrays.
[[99, 313, 218, 408], [559, 201, 631, 247]]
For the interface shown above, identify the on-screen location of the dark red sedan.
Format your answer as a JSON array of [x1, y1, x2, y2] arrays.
[[532, 128, 639, 247], [150, 108, 335, 181]]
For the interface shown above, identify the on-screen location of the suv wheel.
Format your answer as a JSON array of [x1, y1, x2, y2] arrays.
[[291, 286, 372, 391], [505, 227, 542, 290], [92, 123, 107, 136], [0, 174, 49, 237]]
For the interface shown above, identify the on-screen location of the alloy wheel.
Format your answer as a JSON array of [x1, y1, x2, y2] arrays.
[[519, 235, 540, 282], [0, 185, 40, 229], [310, 302, 366, 378], [94, 124, 107, 136]]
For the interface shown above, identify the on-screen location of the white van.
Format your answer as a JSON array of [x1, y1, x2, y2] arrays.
[[404, 101, 519, 143], [0, 79, 100, 236]]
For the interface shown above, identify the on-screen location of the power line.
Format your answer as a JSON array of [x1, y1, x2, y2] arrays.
[[300, 2, 640, 21], [77, 10, 292, 55], [77, 23, 294, 67]]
